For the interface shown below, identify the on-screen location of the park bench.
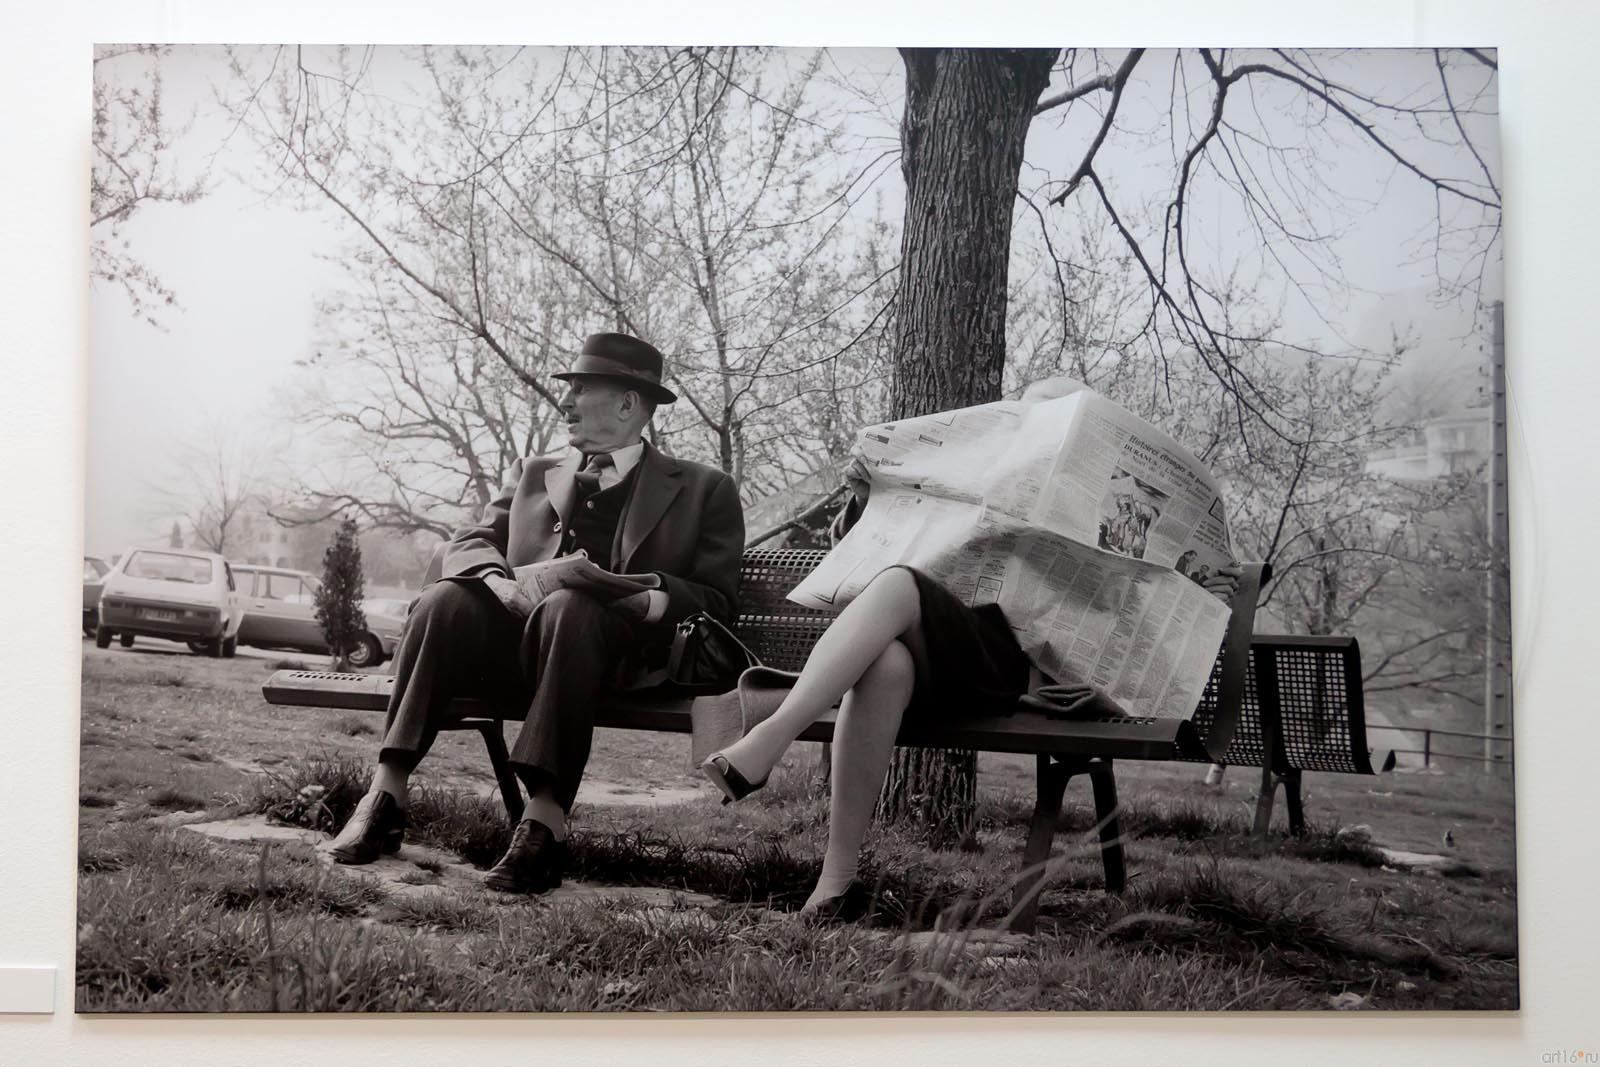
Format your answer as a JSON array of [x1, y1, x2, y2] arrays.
[[262, 548, 1391, 932]]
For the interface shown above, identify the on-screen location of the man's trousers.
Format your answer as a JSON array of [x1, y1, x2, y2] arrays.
[[378, 580, 637, 812]]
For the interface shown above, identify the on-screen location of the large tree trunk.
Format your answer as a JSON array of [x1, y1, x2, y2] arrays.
[[878, 48, 1057, 847]]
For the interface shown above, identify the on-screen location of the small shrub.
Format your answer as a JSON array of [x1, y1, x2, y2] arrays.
[[80, 793, 115, 809], [251, 752, 372, 832], [314, 517, 368, 671]]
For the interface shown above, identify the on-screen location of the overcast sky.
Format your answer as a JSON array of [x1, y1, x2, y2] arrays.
[[84, 45, 1501, 559]]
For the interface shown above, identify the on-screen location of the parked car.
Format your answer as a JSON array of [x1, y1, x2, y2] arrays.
[[95, 548, 244, 657], [363, 596, 417, 620], [230, 565, 405, 668], [82, 556, 109, 635]]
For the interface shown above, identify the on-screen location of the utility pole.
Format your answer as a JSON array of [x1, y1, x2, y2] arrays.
[[1484, 301, 1512, 773]]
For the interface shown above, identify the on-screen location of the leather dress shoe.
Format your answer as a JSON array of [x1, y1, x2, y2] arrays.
[[483, 818, 567, 894], [327, 789, 407, 865]]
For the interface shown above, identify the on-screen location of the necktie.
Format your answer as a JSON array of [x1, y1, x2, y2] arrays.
[[574, 452, 613, 496]]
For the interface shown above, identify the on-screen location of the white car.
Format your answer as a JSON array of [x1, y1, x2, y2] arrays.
[[95, 548, 245, 657]]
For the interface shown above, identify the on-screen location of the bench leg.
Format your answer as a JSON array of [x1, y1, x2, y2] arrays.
[[1087, 759, 1126, 894], [1282, 769, 1306, 837], [1252, 762, 1277, 838], [474, 722, 525, 827], [1009, 754, 1070, 934]]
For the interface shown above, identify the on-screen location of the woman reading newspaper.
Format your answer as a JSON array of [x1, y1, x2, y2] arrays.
[[699, 378, 1241, 922]]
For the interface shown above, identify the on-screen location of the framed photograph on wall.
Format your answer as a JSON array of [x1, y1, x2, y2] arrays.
[[78, 42, 1513, 1013]]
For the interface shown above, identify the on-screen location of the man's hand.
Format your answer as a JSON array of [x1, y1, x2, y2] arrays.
[[843, 456, 871, 509], [1203, 562, 1243, 605], [483, 574, 535, 618], [608, 590, 652, 621]]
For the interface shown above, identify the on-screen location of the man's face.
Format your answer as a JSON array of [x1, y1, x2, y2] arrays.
[[560, 377, 640, 453]]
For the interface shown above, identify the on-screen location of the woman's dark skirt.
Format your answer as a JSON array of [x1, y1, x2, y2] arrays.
[[893, 565, 1031, 715]]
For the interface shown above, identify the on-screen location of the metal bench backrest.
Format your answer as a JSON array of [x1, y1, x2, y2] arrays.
[[1163, 632, 1372, 774], [1257, 635, 1373, 775], [1183, 650, 1266, 767], [732, 549, 836, 671]]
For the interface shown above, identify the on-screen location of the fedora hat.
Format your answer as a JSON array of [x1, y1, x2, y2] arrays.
[[552, 332, 677, 405]]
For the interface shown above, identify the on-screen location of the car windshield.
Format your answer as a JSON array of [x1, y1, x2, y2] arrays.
[[123, 551, 214, 585]]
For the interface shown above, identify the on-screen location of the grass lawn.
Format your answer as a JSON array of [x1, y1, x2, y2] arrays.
[[75, 640, 1519, 1012]]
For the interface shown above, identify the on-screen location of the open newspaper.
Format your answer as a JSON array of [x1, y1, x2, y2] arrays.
[[789, 388, 1235, 721], [513, 551, 659, 605]]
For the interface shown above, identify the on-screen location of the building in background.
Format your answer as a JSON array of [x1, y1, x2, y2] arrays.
[[1365, 402, 1492, 482]]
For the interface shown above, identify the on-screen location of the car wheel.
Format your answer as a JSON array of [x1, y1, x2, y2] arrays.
[[221, 636, 237, 658], [119, 633, 135, 648], [95, 626, 112, 649], [205, 637, 223, 658], [186, 640, 207, 654], [346, 632, 383, 669]]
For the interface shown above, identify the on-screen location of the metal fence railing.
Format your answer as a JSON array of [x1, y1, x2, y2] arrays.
[[1366, 724, 1513, 770]]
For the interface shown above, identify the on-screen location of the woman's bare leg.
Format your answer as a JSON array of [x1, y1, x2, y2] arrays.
[[804, 638, 915, 908], [709, 566, 923, 782]]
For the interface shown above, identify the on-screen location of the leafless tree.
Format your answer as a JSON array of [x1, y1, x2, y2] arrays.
[[159, 423, 268, 555], [1032, 48, 1499, 440], [220, 45, 896, 534], [92, 45, 207, 326], [881, 46, 1499, 833]]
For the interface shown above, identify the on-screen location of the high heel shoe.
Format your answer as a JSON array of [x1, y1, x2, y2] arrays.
[[700, 753, 769, 805], [798, 881, 870, 924]]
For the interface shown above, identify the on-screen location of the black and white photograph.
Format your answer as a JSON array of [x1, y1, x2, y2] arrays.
[[1097, 468, 1168, 560], [77, 43, 1514, 1013]]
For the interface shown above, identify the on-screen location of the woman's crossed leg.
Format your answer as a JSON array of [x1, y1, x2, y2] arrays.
[[703, 566, 928, 910]]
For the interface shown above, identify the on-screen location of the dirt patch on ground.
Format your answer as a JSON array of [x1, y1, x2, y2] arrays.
[[182, 814, 720, 909], [574, 778, 712, 809]]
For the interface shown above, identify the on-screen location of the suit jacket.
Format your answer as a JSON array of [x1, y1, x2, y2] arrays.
[[440, 442, 744, 635]]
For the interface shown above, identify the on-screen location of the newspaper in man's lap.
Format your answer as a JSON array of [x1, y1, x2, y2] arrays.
[[514, 551, 660, 606]]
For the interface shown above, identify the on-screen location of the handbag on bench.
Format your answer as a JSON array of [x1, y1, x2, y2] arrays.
[[665, 612, 761, 694]]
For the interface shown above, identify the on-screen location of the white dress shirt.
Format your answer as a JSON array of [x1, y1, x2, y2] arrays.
[[587, 440, 645, 490]]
